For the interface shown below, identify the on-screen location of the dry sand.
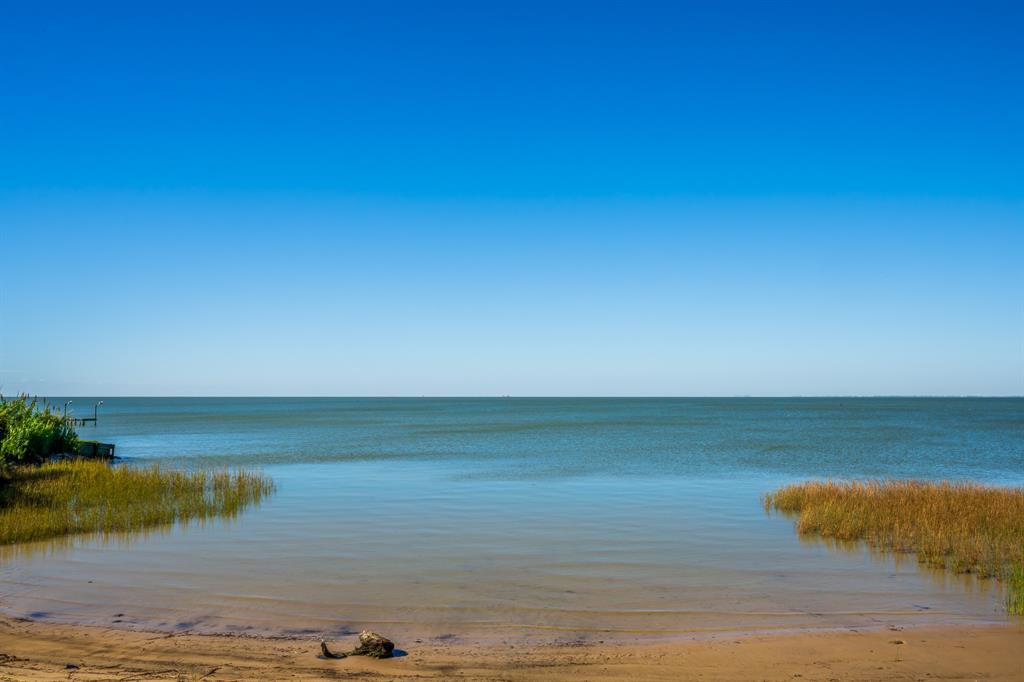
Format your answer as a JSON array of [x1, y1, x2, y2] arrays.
[[0, 616, 1021, 681]]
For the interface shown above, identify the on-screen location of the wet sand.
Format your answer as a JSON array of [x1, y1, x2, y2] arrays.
[[0, 616, 1020, 681]]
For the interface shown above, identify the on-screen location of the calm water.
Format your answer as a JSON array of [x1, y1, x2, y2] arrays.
[[2, 398, 1022, 641]]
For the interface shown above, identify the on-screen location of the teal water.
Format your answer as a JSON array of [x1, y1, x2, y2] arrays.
[[1, 398, 1021, 641]]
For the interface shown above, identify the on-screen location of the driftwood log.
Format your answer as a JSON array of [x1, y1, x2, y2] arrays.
[[320, 631, 395, 659]]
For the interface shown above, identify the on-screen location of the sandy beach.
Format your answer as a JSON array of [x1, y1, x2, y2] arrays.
[[1, 617, 1021, 681]]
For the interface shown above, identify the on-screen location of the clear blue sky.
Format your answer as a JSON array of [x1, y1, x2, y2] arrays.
[[2, 2, 1021, 396]]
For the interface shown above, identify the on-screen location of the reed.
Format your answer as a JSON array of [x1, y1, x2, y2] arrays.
[[0, 459, 274, 546], [764, 480, 1024, 614]]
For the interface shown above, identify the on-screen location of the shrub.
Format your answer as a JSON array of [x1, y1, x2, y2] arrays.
[[0, 395, 80, 466]]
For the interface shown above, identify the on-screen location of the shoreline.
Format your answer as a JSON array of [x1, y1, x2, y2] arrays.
[[0, 616, 1020, 680], [0, 603, 1011, 644]]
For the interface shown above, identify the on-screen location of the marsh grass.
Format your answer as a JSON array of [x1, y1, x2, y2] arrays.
[[0, 459, 274, 546], [764, 480, 1024, 614], [1007, 563, 1024, 615]]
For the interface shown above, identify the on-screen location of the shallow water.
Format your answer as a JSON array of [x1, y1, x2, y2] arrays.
[[1, 398, 1021, 641]]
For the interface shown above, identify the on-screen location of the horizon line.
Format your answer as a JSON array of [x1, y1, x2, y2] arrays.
[[26, 394, 1024, 400]]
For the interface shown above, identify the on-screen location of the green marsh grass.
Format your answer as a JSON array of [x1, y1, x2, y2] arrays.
[[0, 459, 274, 546], [1007, 563, 1024, 615], [764, 480, 1024, 614]]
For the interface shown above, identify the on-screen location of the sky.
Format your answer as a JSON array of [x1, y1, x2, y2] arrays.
[[1, 2, 1022, 396]]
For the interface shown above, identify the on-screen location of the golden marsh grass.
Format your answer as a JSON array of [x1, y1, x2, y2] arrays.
[[0, 459, 274, 546], [764, 479, 1024, 614]]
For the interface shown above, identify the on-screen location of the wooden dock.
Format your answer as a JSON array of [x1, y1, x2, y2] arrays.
[[63, 401, 104, 427], [68, 416, 97, 426]]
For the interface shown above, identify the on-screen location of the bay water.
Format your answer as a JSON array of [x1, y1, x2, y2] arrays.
[[1, 398, 1021, 641]]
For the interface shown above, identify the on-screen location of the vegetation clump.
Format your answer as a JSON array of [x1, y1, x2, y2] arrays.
[[0, 459, 274, 546], [765, 479, 1024, 614], [0, 395, 79, 465]]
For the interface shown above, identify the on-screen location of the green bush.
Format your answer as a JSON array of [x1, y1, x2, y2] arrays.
[[0, 395, 80, 466]]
